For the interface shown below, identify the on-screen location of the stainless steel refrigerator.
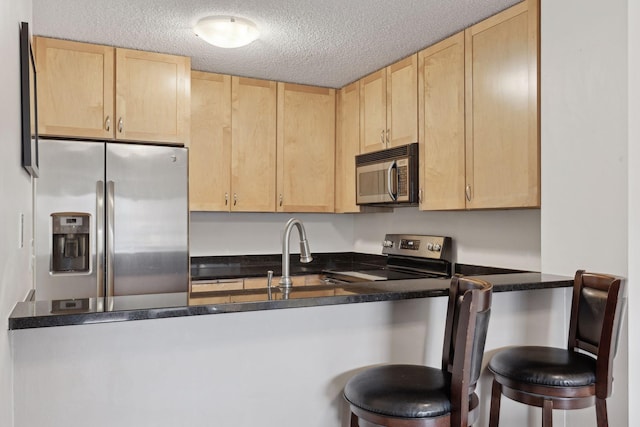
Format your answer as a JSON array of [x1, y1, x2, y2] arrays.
[[35, 139, 189, 302]]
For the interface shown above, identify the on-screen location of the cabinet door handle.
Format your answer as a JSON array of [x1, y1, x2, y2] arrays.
[[225, 192, 228, 206], [279, 194, 283, 207], [118, 117, 124, 133], [465, 185, 472, 202], [233, 193, 237, 206], [386, 129, 390, 145], [105, 116, 111, 132], [380, 130, 385, 145], [419, 188, 423, 204]]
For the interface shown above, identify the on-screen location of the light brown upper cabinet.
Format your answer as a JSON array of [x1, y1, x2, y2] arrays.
[[418, 32, 466, 210], [464, 0, 539, 209], [418, 0, 539, 210], [360, 54, 418, 154], [115, 48, 190, 144], [189, 74, 277, 212], [335, 81, 361, 213], [231, 77, 278, 212], [35, 37, 191, 145], [189, 71, 231, 211], [35, 37, 114, 139], [277, 83, 336, 213]]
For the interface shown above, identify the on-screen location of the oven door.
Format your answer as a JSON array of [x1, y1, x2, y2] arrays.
[[357, 159, 409, 204]]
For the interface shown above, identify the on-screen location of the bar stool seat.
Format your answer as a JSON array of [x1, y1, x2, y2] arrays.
[[345, 365, 452, 418], [489, 346, 596, 387]]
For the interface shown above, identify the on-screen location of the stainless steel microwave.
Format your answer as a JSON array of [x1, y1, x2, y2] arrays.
[[356, 143, 419, 206]]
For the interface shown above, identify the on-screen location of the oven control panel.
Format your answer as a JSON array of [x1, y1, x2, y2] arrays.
[[400, 238, 420, 250], [381, 234, 451, 260]]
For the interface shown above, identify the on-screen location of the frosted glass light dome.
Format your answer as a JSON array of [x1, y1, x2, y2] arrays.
[[194, 16, 259, 48]]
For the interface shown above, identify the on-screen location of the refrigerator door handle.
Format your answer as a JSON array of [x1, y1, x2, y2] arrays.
[[96, 181, 105, 300], [106, 180, 115, 299]]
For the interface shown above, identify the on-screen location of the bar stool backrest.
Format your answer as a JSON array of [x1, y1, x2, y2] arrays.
[[568, 270, 624, 399], [442, 275, 493, 425]]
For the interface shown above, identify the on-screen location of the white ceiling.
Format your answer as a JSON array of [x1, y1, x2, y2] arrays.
[[32, 0, 520, 89]]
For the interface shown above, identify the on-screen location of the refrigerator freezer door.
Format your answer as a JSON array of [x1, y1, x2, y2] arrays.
[[35, 140, 105, 301], [106, 143, 188, 295]]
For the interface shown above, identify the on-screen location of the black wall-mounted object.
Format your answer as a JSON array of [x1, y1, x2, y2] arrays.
[[20, 21, 39, 177]]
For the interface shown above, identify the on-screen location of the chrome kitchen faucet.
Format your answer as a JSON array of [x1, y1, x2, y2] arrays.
[[279, 218, 313, 290]]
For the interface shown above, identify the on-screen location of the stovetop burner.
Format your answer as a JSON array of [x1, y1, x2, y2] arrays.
[[323, 234, 452, 284]]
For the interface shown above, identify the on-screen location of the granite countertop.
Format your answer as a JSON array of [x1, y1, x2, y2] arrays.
[[9, 252, 573, 330], [8, 270, 573, 330], [190, 252, 530, 281], [190, 252, 388, 280]]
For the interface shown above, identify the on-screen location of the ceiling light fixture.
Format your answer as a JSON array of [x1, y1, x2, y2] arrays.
[[193, 16, 259, 49]]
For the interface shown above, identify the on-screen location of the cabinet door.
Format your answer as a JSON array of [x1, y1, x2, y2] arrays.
[[189, 71, 231, 211], [277, 83, 336, 212], [231, 77, 277, 212], [359, 69, 387, 153], [115, 48, 190, 144], [35, 37, 114, 139], [418, 33, 466, 210], [387, 54, 418, 148], [335, 81, 361, 213], [465, 0, 539, 208]]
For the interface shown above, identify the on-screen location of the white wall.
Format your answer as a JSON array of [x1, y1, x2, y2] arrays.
[[540, 1, 629, 426], [627, 0, 639, 421], [540, 0, 628, 276], [13, 300, 435, 427], [0, 2, 34, 427], [353, 208, 541, 270], [191, 209, 541, 270], [190, 212, 354, 256]]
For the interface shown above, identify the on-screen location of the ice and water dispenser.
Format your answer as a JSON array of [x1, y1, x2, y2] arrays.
[[51, 213, 90, 274]]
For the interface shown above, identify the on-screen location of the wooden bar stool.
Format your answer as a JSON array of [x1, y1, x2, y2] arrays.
[[488, 270, 625, 427], [343, 275, 493, 427]]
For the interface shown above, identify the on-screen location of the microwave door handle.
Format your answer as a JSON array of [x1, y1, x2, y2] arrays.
[[387, 161, 397, 201]]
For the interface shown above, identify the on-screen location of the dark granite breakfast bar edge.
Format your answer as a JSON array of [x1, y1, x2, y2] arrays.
[[9, 272, 572, 330]]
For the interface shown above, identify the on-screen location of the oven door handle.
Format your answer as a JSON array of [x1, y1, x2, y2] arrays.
[[387, 160, 397, 201]]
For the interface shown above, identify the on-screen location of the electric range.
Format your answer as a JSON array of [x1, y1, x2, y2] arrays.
[[323, 234, 452, 284]]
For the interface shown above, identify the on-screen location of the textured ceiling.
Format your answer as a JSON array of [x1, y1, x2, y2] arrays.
[[33, 0, 520, 89]]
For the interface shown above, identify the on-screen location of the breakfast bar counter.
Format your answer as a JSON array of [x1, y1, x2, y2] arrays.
[[11, 275, 573, 427], [8, 271, 572, 330]]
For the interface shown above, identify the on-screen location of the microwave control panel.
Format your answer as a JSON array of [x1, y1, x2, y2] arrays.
[[397, 159, 408, 196]]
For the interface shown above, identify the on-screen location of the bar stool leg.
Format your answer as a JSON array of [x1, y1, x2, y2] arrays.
[[350, 411, 359, 427], [595, 398, 608, 427], [488, 379, 502, 427], [542, 399, 553, 427]]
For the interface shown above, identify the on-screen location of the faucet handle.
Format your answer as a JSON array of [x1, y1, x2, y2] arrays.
[[266, 270, 274, 300]]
